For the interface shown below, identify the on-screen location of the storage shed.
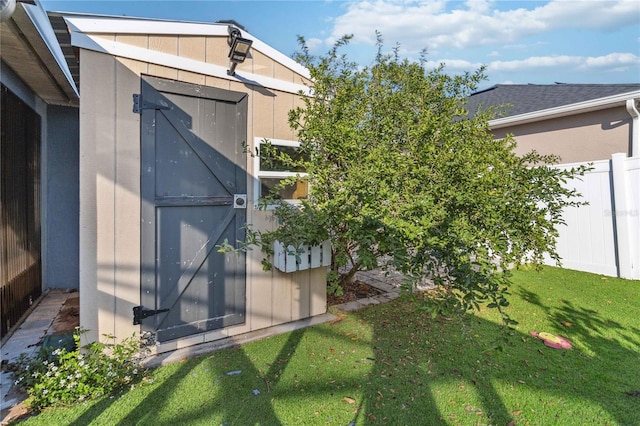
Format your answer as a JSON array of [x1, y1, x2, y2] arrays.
[[64, 15, 327, 353]]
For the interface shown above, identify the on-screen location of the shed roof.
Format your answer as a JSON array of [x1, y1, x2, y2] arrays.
[[46, 12, 311, 96], [467, 83, 640, 119]]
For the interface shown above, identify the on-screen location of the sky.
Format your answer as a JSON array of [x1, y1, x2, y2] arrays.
[[39, 0, 640, 89]]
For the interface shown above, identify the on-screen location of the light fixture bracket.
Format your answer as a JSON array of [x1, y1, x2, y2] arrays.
[[226, 25, 253, 76]]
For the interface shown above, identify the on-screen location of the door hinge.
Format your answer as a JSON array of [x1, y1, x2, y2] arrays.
[[133, 305, 169, 325], [132, 94, 171, 114]]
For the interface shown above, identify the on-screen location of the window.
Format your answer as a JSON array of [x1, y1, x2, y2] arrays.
[[254, 138, 308, 207]]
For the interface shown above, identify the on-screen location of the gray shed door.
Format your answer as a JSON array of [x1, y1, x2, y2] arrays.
[[140, 75, 247, 342]]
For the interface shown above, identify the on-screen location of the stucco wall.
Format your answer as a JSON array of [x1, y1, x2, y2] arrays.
[[78, 34, 325, 350], [492, 106, 631, 163], [45, 105, 79, 289]]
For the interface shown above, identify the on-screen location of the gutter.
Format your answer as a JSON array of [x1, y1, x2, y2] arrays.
[[626, 98, 639, 157], [489, 89, 640, 130]]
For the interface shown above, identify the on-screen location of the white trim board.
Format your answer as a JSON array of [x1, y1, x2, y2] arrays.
[[64, 16, 310, 80], [489, 90, 640, 128], [70, 32, 311, 96]]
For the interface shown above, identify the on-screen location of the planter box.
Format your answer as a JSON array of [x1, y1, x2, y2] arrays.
[[273, 240, 332, 272]]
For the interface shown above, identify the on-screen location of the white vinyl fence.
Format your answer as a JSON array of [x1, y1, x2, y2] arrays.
[[544, 153, 640, 280]]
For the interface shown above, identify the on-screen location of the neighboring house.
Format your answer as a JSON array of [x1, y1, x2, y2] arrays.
[[1, 1, 328, 354], [466, 84, 640, 163], [467, 84, 640, 281]]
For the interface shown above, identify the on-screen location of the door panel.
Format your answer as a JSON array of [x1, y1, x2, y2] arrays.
[[140, 76, 247, 342]]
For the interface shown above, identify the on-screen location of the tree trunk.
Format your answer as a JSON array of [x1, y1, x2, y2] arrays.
[[340, 264, 360, 285]]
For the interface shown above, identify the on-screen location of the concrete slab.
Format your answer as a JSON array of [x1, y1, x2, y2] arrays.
[[1, 290, 77, 421], [11, 319, 52, 333], [333, 300, 363, 312]]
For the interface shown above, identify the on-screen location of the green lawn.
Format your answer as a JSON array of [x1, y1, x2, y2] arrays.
[[17, 266, 640, 425]]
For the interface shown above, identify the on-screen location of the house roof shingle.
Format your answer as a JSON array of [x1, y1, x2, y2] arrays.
[[467, 83, 640, 119]]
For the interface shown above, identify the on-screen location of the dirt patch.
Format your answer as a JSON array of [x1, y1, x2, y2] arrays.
[[327, 280, 384, 306], [50, 294, 79, 336], [1, 400, 30, 425]]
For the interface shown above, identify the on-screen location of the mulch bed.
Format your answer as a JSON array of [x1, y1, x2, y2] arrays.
[[327, 280, 385, 306]]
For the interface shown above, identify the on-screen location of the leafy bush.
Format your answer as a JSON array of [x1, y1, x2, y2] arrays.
[[13, 329, 148, 409], [248, 34, 589, 322]]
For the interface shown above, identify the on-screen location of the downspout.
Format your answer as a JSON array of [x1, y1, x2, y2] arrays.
[[626, 98, 639, 157]]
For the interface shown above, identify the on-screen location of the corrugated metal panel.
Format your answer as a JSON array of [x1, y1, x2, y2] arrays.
[[1, 84, 42, 338]]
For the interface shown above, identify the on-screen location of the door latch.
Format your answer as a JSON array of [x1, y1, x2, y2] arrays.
[[234, 194, 247, 209], [133, 306, 169, 325]]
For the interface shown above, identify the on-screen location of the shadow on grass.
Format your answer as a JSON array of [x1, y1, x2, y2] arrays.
[[66, 360, 199, 425], [20, 277, 640, 425], [348, 303, 516, 425], [518, 287, 640, 352], [347, 287, 640, 425], [163, 328, 308, 425]]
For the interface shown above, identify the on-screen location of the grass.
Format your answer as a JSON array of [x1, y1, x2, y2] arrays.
[[15, 266, 640, 425]]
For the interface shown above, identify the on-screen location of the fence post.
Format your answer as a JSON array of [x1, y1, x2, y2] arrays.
[[611, 153, 635, 279]]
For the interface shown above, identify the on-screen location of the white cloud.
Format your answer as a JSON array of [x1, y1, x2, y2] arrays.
[[418, 52, 639, 76], [423, 58, 483, 70], [305, 38, 324, 52], [327, 0, 639, 52], [582, 52, 640, 68], [487, 53, 640, 72], [489, 55, 580, 71]]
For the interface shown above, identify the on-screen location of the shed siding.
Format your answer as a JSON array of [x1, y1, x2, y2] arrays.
[[253, 50, 275, 78], [79, 48, 111, 343], [113, 56, 147, 343], [79, 33, 326, 349]]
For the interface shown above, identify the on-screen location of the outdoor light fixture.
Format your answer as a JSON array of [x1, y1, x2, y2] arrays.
[[227, 25, 252, 76]]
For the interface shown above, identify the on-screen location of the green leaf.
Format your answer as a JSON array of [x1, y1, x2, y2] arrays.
[[244, 35, 587, 318]]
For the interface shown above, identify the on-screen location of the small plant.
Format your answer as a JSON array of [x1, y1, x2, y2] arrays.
[[13, 328, 148, 410], [326, 270, 343, 297]]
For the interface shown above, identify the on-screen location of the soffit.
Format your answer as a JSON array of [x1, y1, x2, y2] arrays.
[[0, 4, 78, 106]]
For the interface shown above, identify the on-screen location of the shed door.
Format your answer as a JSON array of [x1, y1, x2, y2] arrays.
[[140, 75, 247, 343]]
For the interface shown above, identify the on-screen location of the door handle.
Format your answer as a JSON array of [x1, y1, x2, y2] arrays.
[[234, 194, 247, 209]]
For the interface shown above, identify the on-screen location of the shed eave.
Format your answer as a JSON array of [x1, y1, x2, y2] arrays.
[[69, 31, 311, 97], [488, 89, 640, 129], [63, 15, 310, 80]]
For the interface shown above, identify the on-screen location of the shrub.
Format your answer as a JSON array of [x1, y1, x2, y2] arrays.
[[13, 328, 148, 410], [248, 35, 589, 321]]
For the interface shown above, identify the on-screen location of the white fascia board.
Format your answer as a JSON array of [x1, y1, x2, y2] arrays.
[[22, 2, 79, 96], [64, 16, 310, 80], [255, 137, 300, 147], [70, 32, 311, 96], [489, 90, 640, 129]]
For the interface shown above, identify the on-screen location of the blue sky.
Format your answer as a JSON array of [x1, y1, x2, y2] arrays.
[[40, 0, 640, 88]]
